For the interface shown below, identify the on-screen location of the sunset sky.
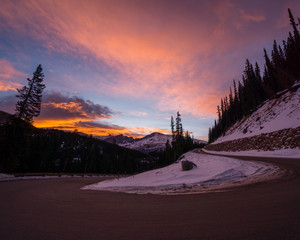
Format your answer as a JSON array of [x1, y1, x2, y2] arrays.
[[0, 0, 299, 140]]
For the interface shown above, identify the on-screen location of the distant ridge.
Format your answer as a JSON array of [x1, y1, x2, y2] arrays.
[[114, 132, 206, 153], [101, 134, 134, 144], [0, 110, 11, 125]]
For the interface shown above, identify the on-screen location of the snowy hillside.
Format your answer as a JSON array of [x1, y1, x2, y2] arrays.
[[119, 132, 173, 153], [119, 132, 206, 153], [83, 151, 283, 195], [214, 82, 300, 144]]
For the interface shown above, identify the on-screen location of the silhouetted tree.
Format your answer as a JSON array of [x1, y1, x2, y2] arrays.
[[15, 64, 45, 122], [170, 116, 175, 141]]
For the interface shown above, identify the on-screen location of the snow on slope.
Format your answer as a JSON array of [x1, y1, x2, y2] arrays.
[[83, 151, 283, 195], [214, 82, 300, 144], [119, 132, 206, 153], [202, 148, 300, 159], [119, 132, 173, 152]]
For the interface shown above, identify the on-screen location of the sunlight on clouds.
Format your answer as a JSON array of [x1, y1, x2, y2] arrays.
[[239, 9, 266, 22], [34, 119, 171, 138], [0, 0, 296, 122], [0, 81, 22, 91], [43, 102, 82, 112], [0, 0, 221, 117], [0, 59, 27, 91]]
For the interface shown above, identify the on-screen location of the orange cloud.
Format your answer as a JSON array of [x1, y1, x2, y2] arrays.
[[0, 81, 22, 91], [0, 0, 292, 120], [32, 92, 169, 138], [43, 102, 82, 112], [40, 92, 114, 120], [239, 9, 266, 22], [0, 59, 26, 91], [34, 119, 171, 138], [0, 0, 226, 118]]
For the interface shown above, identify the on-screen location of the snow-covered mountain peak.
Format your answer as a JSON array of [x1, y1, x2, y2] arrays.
[[117, 132, 207, 153], [119, 132, 173, 153]]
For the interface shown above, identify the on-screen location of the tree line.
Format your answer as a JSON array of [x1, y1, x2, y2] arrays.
[[158, 112, 205, 167], [0, 122, 153, 174], [209, 9, 300, 143]]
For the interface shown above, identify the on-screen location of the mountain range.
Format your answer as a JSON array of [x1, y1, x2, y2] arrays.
[[102, 132, 207, 153]]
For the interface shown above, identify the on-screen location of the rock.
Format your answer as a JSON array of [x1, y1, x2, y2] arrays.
[[181, 160, 197, 171], [206, 126, 300, 152]]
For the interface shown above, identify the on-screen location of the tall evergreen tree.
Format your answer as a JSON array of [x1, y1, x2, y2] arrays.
[[288, 8, 300, 42], [288, 9, 300, 79], [15, 64, 45, 122], [254, 62, 265, 103], [170, 116, 175, 141], [175, 111, 182, 137]]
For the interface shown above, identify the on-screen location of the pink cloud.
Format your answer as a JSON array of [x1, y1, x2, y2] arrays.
[[0, 59, 26, 91], [0, 0, 296, 119], [239, 9, 266, 22]]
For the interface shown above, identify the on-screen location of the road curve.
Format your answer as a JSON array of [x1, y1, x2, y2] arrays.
[[0, 153, 300, 240]]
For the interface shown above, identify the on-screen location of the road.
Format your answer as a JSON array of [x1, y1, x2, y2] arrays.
[[0, 153, 300, 240]]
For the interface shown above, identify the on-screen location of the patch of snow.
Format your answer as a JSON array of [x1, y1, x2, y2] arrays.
[[0, 173, 13, 180], [82, 151, 283, 195], [0, 174, 104, 182], [202, 148, 300, 159], [214, 84, 300, 144]]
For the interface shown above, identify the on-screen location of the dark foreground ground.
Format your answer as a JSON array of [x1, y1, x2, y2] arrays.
[[0, 154, 300, 240]]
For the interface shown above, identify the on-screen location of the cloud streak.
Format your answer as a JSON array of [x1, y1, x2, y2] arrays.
[[1, 0, 299, 139], [0, 59, 26, 91], [1, 0, 287, 118]]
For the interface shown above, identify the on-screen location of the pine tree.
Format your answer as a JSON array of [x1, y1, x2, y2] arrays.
[[15, 64, 45, 122], [233, 79, 239, 120], [254, 62, 265, 103], [287, 9, 300, 79], [288, 8, 300, 42], [175, 111, 182, 137], [170, 116, 175, 141], [217, 105, 221, 121]]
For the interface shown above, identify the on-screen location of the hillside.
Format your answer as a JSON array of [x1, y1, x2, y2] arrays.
[[101, 134, 134, 144], [0, 114, 154, 173], [206, 82, 300, 155], [0, 110, 11, 125]]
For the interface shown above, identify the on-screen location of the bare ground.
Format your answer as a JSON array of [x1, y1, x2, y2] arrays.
[[0, 154, 300, 240]]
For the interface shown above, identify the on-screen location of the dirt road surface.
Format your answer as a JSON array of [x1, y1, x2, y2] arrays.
[[1, 153, 300, 240]]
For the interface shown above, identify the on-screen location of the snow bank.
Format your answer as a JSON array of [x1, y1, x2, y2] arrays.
[[82, 151, 284, 195], [202, 148, 300, 159], [0, 174, 103, 182], [0, 173, 13, 180]]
